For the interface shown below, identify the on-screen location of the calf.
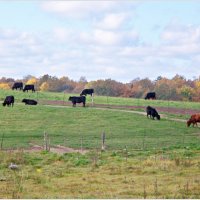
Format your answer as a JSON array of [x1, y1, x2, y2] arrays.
[[187, 114, 200, 127], [23, 84, 35, 92], [22, 99, 37, 105], [80, 89, 94, 96], [146, 106, 160, 120], [2, 96, 14, 107], [12, 82, 23, 90], [69, 96, 86, 107]]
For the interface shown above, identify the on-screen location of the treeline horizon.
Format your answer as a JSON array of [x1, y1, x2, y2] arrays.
[[0, 74, 200, 102]]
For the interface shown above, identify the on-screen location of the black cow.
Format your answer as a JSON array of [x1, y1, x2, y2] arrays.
[[23, 84, 35, 92], [146, 106, 160, 120], [12, 82, 23, 90], [69, 96, 86, 107], [80, 89, 94, 96], [2, 96, 14, 107], [145, 92, 156, 100], [22, 99, 37, 105]]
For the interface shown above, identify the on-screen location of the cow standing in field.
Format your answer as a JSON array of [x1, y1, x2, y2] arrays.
[[187, 114, 200, 127], [12, 82, 23, 90], [146, 106, 160, 120], [145, 92, 156, 100], [2, 96, 14, 107], [22, 99, 37, 105], [23, 85, 35, 92], [80, 89, 94, 96], [69, 96, 86, 107]]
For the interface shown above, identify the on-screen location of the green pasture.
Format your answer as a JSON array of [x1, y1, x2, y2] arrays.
[[0, 89, 199, 198], [1, 89, 200, 110], [0, 102, 199, 150]]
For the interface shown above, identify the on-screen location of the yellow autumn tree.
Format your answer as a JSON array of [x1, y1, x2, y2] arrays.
[[193, 80, 200, 101], [195, 80, 200, 89], [26, 77, 37, 85], [0, 83, 10, 90], [40, 82, 49, 91], [180, 86, 194, 101]]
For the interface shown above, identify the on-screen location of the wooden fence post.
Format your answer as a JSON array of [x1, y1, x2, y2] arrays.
[[81, 136, 83, 153], [43, 132, 50, 151], [0, 133, 4, 150], [91, 93, 94, 107], [101, 132, 106, 151]]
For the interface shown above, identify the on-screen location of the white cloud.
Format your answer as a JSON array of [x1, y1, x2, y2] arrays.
[[96, 13, 129, 30], [161, 22, 200, 44], [1, 10, 200, 83], [41, 1, 117, 19], [93, 29, 122, 46], [53, 27, 74, 42], [159, 21, 200, 59]]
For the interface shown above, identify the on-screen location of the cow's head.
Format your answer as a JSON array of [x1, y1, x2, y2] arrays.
[[157, 115, 160, 120], [2, 102, 6, 106], [68, 97, 72, 101], [187, 120, 192, 127]]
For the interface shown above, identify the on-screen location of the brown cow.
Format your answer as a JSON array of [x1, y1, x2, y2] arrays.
[[187, 114, 200, 127]]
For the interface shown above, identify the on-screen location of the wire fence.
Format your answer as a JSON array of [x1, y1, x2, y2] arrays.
[[1, 130, 199, 154]]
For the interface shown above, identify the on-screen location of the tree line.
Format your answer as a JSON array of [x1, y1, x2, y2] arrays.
[[0, 74, 200, 102]]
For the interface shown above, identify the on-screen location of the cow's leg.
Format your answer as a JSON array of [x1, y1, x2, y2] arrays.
[[83, 102, 85, 107]]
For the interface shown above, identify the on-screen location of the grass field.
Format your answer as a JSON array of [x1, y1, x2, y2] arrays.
[[0, 102, 199, 150], [0, 150, 199, 198], [1, 89, 200, 110], [0, 89, 199, 198]]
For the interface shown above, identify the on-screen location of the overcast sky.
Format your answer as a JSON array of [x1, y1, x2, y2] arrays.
[[0, 1, 200, 83]]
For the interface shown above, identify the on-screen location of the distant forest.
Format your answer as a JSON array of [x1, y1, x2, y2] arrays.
[[0, 74, 200, 101]]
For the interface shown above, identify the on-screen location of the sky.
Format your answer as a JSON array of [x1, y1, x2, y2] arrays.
[[0, 0, 200, 83]]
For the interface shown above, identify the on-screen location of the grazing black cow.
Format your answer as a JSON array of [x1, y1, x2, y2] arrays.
[[2, 96, 14, 107], [69, 96, 86, 107], [22, 99, 37, 105], [80, 89, 94, 96], [146, 106, 160, 120], [23, 84, 35, 92], [12, 82, 23, 90], [145, 92, 156, 100]]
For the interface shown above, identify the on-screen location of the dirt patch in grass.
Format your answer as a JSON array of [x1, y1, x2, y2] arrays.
[[39, 99, 200, 115]]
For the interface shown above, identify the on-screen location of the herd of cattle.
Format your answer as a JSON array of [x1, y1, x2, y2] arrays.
[[1, 83, 199, 127], [2, 83, 94, 107]]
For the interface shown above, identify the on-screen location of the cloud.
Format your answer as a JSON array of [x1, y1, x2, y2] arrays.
[[53, 27, 74, 42], [41, 1, 117, 19], [95, 13, 129, 30], [161, 21, 200, 44], [159, 21, 200, 59], [1, 11, 200, 83]]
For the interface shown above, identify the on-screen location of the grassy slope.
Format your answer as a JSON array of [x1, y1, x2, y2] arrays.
[[1, 89, 200, 109], [0, 89, 199, 198], [0, 103, 199, 150]]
